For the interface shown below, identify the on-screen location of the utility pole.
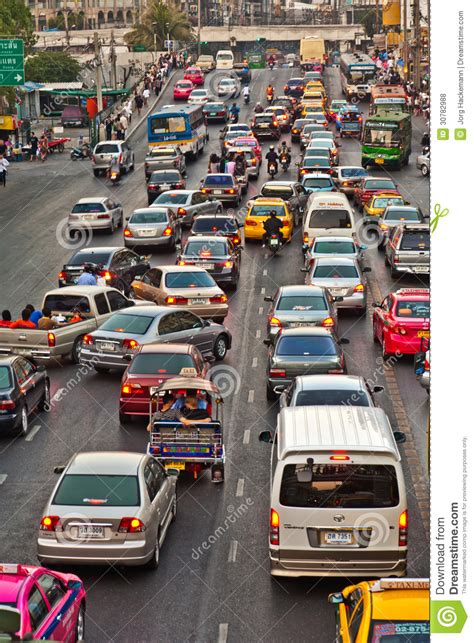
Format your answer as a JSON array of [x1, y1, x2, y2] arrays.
[[403, 0, 409, 83], [110, 29, 117, 89], [94, 32, 103, 142], [413, 0, 421, 88], [64, 9, 70, 47], [197, 0, 202, 58], [375, 0, 380, 35]]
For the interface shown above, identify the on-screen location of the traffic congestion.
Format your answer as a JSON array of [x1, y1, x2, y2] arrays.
[[0, 42, 430, 642]]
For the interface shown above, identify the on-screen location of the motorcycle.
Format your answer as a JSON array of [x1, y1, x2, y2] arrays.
[[70, 144, 92, 161], [266, 233, 282, 255], [269, 61, 275, 71], [230, 111, 239, 124], [244, 92, 250, 105], [268, 161, 278, 179], [266, 91, 273, 104], [109, 164, 121, 186], [280, 155, 290, 172]]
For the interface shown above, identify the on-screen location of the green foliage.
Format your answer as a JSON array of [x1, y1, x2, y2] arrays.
[[47, 12, 86, 31], [25, 51, 82, 83], [125, 1, 193, 51], [0, 0, 37, 53]]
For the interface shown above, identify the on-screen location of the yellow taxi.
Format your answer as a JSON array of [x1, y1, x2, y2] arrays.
[[363, 193, 405, 217], [305, 80, 325, 92], [244, 198, 294, 241], [329, 578, 430, 642], [302, 89, 326, 105]]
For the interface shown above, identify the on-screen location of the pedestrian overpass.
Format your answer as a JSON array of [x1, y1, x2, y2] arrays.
[[200, 24, 364, 46]]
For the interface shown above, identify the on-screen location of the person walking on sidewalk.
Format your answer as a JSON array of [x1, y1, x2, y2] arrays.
[[135, 92, 144, 116], [143, 86, 150, 107], [105, 116, 113, 140], [0, 154, 9, 187]]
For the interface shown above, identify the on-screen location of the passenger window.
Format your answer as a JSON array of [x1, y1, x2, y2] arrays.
[[149, 460, 166, 489], [18, 358, 35, 379], [38, 574, 66, 609], [158, 314, 182, 336], [176, 311, 202, 331], [105, 198, 115, 210], [95, 293, 110, 315], [142, 269, 162, 287], [144, 465, 158, 501], [27, 585, 49, 632], [107, 291, 130, 312], [12, 361, 26, 385], [382, 296, 392, 312], [348, 599, 364, 640]]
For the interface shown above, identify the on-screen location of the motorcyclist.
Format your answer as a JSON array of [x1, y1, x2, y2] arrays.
[[265, 145, 279, 173], [262, 210, 284, 248], [229, 102, 240, 121], [108, 158, 121, 183], [266, 84, 274, 101], [243, 85, 250, 101], [77, 263, 98, 286], [254, 102, 264, 114], [278, 140, 291, 165]]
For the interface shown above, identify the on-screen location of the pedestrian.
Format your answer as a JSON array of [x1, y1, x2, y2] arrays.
[[105, 116, 113, 140], [0, 139, 5, 156], [413, 94, 421, 117], [235, 152, 246, 177], [0, 310, 12, 328], [29, 132, 39, 161], [219, 155, 227, 173], [135, 92, 144, 116], [143, 87, 150, 106], [114, 117, 123, 140], [124, 99, 133, 122], [209, 153, 220, 174], [225, 153, 236, 176], [0, 154, 9, 187], [39, 135, 48, 162], [120, 112, 128, 138]]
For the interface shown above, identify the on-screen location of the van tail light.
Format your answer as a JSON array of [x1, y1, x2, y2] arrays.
[[47, 332, 56, 347], [270, 509, 280, 545], [122, 338, 139, 350], [124, 228, 132, 237], [177, 207, 187, 217], [303, 232, 309, 244], [354, 283, 365, 293], [269, 368, 286, 377], [322, 317, 335, 328], [210, 295, 228, 304], [269, 317, 281, 327], [0, 400, 15, 411], [166, 296, 187, 305], [40, 516, 62, 532], [394, 326, 407, 335], [330, 454, 350, 461], [58, 271, 66, 280], [82, 334, 93, 345], [121, 383, 145, 396], [118, 517, 146, 533], [281, 219, 290, 227], [399, 510, 408, 546], [162, 226, 173, 237]]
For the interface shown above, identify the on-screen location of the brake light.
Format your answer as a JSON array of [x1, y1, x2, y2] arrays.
[[122, 338, 139, 350], [124, 228, 132, 237], [354, 283, 365, 292], [281, 219, 290, 228], [58, 271, 66, 280], [269, 368, 286, 377], [303, 232, 309, 244], [92, 155, 96, 163], [97, 214, 111, 219], [245, 219, 257, 226], [270, 509, 280, 545], [224, 261, 233, 269], [121, 383, 145, 396], [232, 235, 240, 244], [118, 517, 146, 533], [328, 368, 344, 374], [399, 510, 408, 546], [0, 400, 15, 410], [166, 296, 187, 304], [251, 158, 257, 166], [300, 169, 307, 174], [177, 207, 187, 216], [210, 295, 228, 304], [394, 326, 407, 335], [47, 332, 56, 347], [82, 334, 93, 345], [292, 128, 298, 134], [118, 153, 123, 164], [40, 516, 62, 532], [177, 260, 186, 266], [100, 270, 113, 281], [269, 317, 281, 327], [201, 188, 210, 193], [330, 454, 350, 461], [227, 188, 236, 194], [322, 317, 335, 328], [162, 226, 172, 237]]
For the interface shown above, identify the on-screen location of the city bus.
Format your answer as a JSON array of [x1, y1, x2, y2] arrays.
[[369, 84, 410, 115], [147, 104, 207, 159], [340, 53, 377, 103], [246, 52, 265, 69], [361, 111, 412, 169], [216, 50, 234, 70]]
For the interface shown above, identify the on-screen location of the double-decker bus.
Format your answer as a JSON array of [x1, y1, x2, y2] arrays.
[[340, 53, 377, 103], [147, 104, 207, 159]]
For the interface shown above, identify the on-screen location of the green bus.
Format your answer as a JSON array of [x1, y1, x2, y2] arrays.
[[245, 52, 265, 69], [361, 111, 412, 169]]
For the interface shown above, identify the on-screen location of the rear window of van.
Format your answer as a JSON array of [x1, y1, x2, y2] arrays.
[[308, 209, 352, 229]]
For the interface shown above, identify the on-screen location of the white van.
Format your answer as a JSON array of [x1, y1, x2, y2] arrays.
[[259, 406, 407, 578], [216, 50, 234, 70], [302, 192, 355, 250]]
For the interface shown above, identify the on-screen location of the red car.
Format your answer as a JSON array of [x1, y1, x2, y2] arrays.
[[173, 80, 194, 100], [372, 288, 430, 359], [184, 66, 204, 86], [119, 343, 210, 421], [353, 176, 401, 211], [231, 136, 262, 161]]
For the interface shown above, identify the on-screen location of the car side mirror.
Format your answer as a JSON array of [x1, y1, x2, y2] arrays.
[[36, 364, 46, 372], [167, 468, 180, 477], [339, 338, 350, 345], [133, 275, 142, 281], [372, 385, 384, 393], [362, 267, 372, 273], [54, 465, 66, 474], [393, 430, 406, 444], [264, 295, 273, 302], [125, 217, 130, 222], [334, 296, 344, 303], [259, 430, 274, 443], [204, 355, 216, 363], [328, 593, 345, 605], [263, 338, 272, 346], [273, 385, 286, 395], [67, 579, 83, 590], [372, 302, 381, 308], [203, 319, 211, 327], [122, 354, 133, 362]]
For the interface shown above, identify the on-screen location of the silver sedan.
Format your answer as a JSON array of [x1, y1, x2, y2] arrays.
[[151, 190, 223, 227], [124, 207, 181, 250], [303, 257, 371, 311], [304, 235, 364, 268]]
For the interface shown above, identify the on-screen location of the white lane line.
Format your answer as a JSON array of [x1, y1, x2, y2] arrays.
[[260, 287, 265, 294], [25, 425, 41, 442], [258, 306, 263, 314], [0, 475, 7, 485], [263, 269, 268, 276], [247, 389, 255, 403], [218, 623, 229, 642], [252, 357, 258, 368], [256, 329, 261, 338], [243, 429, 250, 444], [227, 541, 238, 563], [236, 478, 245, 497]]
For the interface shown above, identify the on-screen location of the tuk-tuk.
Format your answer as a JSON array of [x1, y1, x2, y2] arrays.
[[148, 377, 225, 483], [337, 106, 363, 138]]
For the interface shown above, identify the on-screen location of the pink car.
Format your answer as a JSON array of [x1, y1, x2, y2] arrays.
[[184, 66, 205, 86], [0, 563, 86, 641], [173, 80, 194, 100]]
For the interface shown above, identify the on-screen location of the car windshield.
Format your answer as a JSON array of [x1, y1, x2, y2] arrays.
[[276, 336, 337, 356], [255, 115, 274, 124], [130, 211, 168, 224], [312, 264, 359, 278], [261, 185, 292, 197], [396, 301, 430, 318], [204, 175, 233, 186], [165, 271, 216, 288], [309, 210, 352, 229], [372, 197, 404, 208], [311, 133, 334, 140], [129, 353, 195, 374], [67, 251, 110, 266], [385, 209, 421, 221], [277, 296, 327, 312], [150, 171, 180, 182], [72, 202, 106, 214], [220, 80, 235, 86], [192, 218, 237, 233], [0, 366, 12, 390], [364, 127, 400, 146], [100, 314, 154, 335], [176, 82, 191, 88], [280, 464, 400, 508], [154, 192, 189, 205], [303, 125, 323, 134], [251, 205, 285, 217], [294, 388, 370, 406], [95, 144, 119, 154], [401, 231, 430, 250], [191, 90, 207, 96], [341, 168, 367, 178], [53, 474, 140, 506], [184, 240, 227, 256], [303, 178, 333, 188], [313, 240, 356, 254], [365, 180, 396, 190], [43, 295, 91, 314], [369, 621, 430, 642]]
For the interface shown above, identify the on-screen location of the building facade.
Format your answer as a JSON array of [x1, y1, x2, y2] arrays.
[[26, 0, 148, 31]]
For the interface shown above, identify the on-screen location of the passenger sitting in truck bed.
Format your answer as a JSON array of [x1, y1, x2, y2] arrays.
[[10, 308, 36, 329], [69, 308, 86, 324]]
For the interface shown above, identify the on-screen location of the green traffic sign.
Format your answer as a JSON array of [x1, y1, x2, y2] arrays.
[[0, 39, 25, 86]]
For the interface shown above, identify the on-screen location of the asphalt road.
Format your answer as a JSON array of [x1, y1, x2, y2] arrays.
[[0, 66, 429, 642]]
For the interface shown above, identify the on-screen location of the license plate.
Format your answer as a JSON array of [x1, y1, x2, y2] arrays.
[[97, 341, 116, 352], [417, 330, 430, 338], [414, 266, 429, 273], [199, 263, 215, 269], [331, 288, 346, 296], [210, 113, 217, 116], [375, 158, 385, 164], [269, 239, 279, 247], [260, 124, 269, 128], [161, 184, 170, 190], [78, 526, 104, 539], [290, 322, 312, 327], [214, 190, 223, 195], [82, 215, 96, 220], [165, 461, 185, 470], [325, 531, 353, 545], [190, 298, 208, 305], [16, 348, 30, 355], [149, 384, 164, 395], [138, 229, 156, 237]]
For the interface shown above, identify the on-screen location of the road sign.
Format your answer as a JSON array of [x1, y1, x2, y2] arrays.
[[164, 40, 174, 51], [0, 39, 25, 87]]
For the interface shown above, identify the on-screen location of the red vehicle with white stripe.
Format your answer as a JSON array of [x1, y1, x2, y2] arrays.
[[372, 288, 430, 359]]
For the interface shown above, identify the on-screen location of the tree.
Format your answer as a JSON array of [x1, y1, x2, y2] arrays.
[[125, 1, 193, 52], [25, 51, 82, 83], [0, 0, 37, 53]]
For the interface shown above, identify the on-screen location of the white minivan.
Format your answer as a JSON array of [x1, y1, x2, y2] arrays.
[[302, 192, 355, 251], [259, 406, 407, 578], [216, 49, 234, 70]]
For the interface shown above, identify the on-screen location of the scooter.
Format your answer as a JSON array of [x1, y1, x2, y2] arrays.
[[230, 111, 239, 124], [280, 155, 290, 172], [266, 91, 273, 104], [268, 161, 278, 180], [109, 163, 121, 186], [269, 61, 275, 71], [244, 92, 250, 105], [266, 233, 282, 255], [70, 144, 92, 161]]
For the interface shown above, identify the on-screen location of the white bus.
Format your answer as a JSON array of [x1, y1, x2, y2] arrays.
[[216, 50, 234, 70]]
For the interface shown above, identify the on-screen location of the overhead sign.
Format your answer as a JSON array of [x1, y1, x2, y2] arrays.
[[0, 39, 25, 87], [164, 40, 174, 50]]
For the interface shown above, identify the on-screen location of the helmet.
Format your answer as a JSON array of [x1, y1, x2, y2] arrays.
[[269, 145, 274, 150], [255, 101, 261, 107], [232, 102, 237, 107], [83, 263, 95, 273], [270, 210, 277, 217]]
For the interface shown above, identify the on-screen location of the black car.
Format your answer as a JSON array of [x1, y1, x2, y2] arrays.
[[0, 355, 50, 436], [58, 247, 151, 295], [233, 63, 252, 85], [147, 170, 185, 205], [284, 78, 305, 98], [203, 102, 228, 123], [177, 235, 241, 288], [258, 181, 309, 226], [251, 114, 281, 140], [190, 214, 244, 247]]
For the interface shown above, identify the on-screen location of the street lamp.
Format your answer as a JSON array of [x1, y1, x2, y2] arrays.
[[166, 21, 171, 55]]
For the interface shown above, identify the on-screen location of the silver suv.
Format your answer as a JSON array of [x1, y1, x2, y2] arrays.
[[92, 140, 135, 176], [385, 223, 430, 278]]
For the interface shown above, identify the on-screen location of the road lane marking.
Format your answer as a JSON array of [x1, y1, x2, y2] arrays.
[[256, 329, 261, 338], [258, 307, 263, 314], [247, 390, 255, 403], [263, 269, 268, 276], [227, 541, 238, 563], [218, 623, 229, 642], [260, 287, 265, 294], [252, 357, 258, 367], [236, 478, 244, 497], [25, 425, 41, 442], [243, 429, 250, 444], [0, 475, 7, 485]]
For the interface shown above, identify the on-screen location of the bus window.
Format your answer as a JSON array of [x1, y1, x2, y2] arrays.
[[150, 115, 186, 134]]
